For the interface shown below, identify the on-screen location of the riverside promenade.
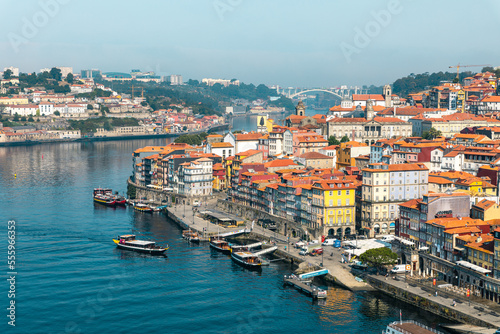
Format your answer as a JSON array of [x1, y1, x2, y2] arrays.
[[165, 197, 373, 291]]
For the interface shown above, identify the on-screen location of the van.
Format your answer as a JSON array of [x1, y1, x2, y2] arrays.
[[322, 238, 337, 246], [295, 241, 306, 249], [390, 264, 410, 274], [311, 248, 323, 256], [299, 247, 309, 256], [192, 200, 201, 207], [381, 235, 395, 242]]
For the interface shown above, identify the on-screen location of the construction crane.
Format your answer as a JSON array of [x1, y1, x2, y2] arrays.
[[448, 64, 491, 80]]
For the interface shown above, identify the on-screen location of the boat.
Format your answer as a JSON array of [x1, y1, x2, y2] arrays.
[[382, 320, 444, 334], [231, 250, 269, 268], [134, 203, 153, 213], [112, 234, 168, 255], [112, 194, 127, 206], [93, 190, 116, 206], [283, 274, 327, 299], [209, 237, 231, 253], [182, 230, 200, 243]]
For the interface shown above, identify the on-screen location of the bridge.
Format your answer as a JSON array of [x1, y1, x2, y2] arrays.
[[275, 86, 368, 100]]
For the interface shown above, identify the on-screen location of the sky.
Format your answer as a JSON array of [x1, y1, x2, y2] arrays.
[[1, 0, 499, 88]]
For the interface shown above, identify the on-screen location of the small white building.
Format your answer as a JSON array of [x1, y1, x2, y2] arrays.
[[7, 104, 38, 116]]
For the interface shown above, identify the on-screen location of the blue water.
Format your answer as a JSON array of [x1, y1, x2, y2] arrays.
[[0, 138, 449, 333]]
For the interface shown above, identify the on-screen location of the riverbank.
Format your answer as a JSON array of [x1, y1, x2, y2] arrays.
[[0, 123, 229, 147]]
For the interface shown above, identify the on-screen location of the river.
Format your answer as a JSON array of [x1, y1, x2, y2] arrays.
[[0, 137, 451, 333]]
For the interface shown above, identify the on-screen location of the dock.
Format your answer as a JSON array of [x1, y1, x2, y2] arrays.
[[283, 275, 327, 299], [254, 246, 278, 256], [230, 242, 263, 250]]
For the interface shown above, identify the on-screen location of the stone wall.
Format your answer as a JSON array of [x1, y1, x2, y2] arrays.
[[217, 199, 318, 239]]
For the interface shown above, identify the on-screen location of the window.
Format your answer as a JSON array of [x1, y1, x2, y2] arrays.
[[338, 199, 341, 206], [338, 190, 341, 196], [346, 199, 350, 206]]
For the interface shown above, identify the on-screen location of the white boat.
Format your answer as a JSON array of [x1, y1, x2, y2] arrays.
[[231, 250, 269, 268], [112, 234, 168, 255], [383, 320, 444, 334]]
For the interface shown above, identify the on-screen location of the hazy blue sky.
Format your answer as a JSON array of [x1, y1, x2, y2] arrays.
[[1, 0, 499, 87]]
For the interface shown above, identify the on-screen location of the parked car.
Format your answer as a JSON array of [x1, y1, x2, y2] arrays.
[[390, 264, 410, 274], [309, 240, 319, 245], [295, 241, 306, 249], [322, 238, 337, 246], [311, 247, 323, 256], [299, 247, 309, 256]]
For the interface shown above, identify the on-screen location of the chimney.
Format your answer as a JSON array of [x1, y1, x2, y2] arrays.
[[476, 236, 482, 243], [394, 106, 397, 117]]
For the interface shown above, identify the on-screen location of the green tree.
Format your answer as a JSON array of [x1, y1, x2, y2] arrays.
[[50, 67, 62, 81], [359, 247, 398, 269], [36, 109, 40, 117], [54, 110, 60, 116], [127, 184, 136, 199], [87, 104, 93, 110], [103, 120, 112, 130], [422, 127, 442, 140], [141, 101, 148, 107], [20, 116, 26, 122], [27, 116, 34, 122], [13, 113, 19, 121], [328, 136, 340, 146], [3, 69, 12, 79], [66, 73, 74, 84], [340, 135, 350, 143]]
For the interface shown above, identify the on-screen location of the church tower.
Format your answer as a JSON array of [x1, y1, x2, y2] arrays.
[[295, 100, 305, 116], [383, 84, 392, 107], [366, 99, 375, 121]]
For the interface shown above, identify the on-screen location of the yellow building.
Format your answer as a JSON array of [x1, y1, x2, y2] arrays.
[[336, 141, 370, 170], [311, 179, 356, 238], [0, 96, 29, 105], [454, 176, 496, 196], [212, 163, 226, 191], [471, 199, 500, 221], [465, 234, 494, 270]]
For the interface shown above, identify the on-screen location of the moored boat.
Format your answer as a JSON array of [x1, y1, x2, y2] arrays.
[[182, 230, 200, 243], [93, 193, 116, 206], [112, 234, 168, 255], [134, 203, 153, 213], [112, 194, 127, 206], [382, 320, 444, 334], [209, 237, 231, 253], [231, 250, 269, 268]]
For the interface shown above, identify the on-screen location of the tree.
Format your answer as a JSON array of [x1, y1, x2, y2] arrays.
[[20, 116, 26, 122], [28, 116, 34, 122], [328, 136, 340, 146], [140, 101, 147, 107], [3, 69, 12, 79], [422, 127, 442, 140], [13, 113, 19, 121], [87, 104, 93, 110], [340, 135, 350, 143], [359, 247, 398, 269], [53, 110, 60, 116], [50, 67, 62, 81], [66, 73, 74, 84]]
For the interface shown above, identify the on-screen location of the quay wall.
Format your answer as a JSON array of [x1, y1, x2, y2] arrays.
[[367, 276, 496, 328]]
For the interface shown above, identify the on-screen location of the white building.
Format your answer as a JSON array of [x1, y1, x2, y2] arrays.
[[178, 158, 213, 197], [39, 102, 54, 115], [40, 66, 73, 78], [206, 142, 234, 160], [7, 104, 38, 116], [165, 75, 183, 85], [3, 67, 19, 77], [202, 78, 240, 87]]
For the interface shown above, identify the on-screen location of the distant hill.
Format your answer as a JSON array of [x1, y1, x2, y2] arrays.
[[367, 71, 475, 97]]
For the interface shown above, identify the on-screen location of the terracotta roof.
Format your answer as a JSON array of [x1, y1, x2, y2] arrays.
[[236, 133, 264, 141], [211, 142, 234, 148], [428, 176, 453, 184], [473, 199, 496, 210], [298, 152, 331, 159], [264, 159, 298, 168], [352, 94, 384, 101]]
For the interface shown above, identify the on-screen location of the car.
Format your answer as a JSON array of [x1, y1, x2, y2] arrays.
[[295, 241, 306, 249], [309, 240, 319, 245], [390, 264, 410, 274], [311, 248, 323, 256], [299, 248, 308, 256], [322, 238, 337, 246]]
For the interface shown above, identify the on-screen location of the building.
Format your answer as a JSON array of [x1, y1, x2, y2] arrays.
[[224, 132, 262, 154], [361, 163, 429, 236], [201, 78, 239, 87], [177, 158, 213, 197], [3, 66, 19, 77], [80, 69, 101, 79], [296, 152, 334, 169], [165, 75, 183, 85], [471, 199, 500, 221], [206, 142, 234, 160], [336, 141, 370, 170], [327, 100, 412, 145], [311, 179, 357, 238]]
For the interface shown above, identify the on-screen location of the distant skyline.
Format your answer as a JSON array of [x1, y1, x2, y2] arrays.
[[1, 0, 499, 88]]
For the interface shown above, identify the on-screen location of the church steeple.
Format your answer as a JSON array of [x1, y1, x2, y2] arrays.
[[366, 99, 374, 120], [295, 100, 305, 116]]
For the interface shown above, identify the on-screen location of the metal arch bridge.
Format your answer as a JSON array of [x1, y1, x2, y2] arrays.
[[276, 86, 368, 100], [288, 89, 344, 99]]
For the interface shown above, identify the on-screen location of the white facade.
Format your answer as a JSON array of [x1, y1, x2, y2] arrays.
[[283, 130, 293, 155], [7, 105, 38, 116], [39, 103, 54, 115], [3, 66, 19, 77], [268, 131, 284, 156], [179, 158, 213, 196]]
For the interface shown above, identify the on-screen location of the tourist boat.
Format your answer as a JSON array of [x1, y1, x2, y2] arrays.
[[134, 203, 153, 213], [112, 234, 168, 255], [283, 274, 327, 299], [93, 193, 116, 206], [382, 320, 444, 334], [112, 194, 127, 206], [209, 237, 231, 253], [231, 250, 269, 268], [182, 230, 200, 243]]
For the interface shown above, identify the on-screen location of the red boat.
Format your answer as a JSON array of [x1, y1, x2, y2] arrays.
[[93, 188, 126, 206]]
